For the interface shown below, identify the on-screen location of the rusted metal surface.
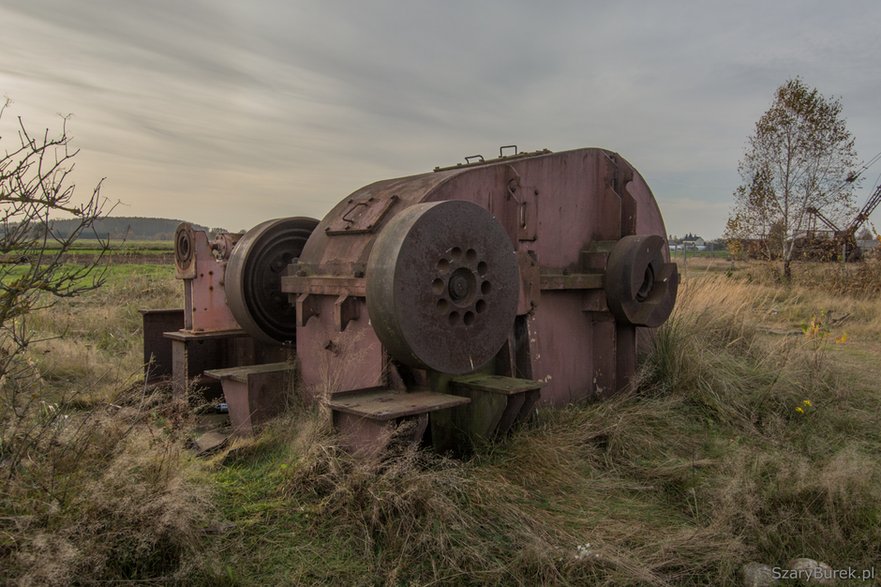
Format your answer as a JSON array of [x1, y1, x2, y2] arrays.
[[281, 275, 366, 297], [174, 223, 196, 278], [146, 146, 678, 453], [325, 194, 399, 235], [328, 389, 470, 421], [538, 272, 604, 290], [365, 200, 519, 375], [449, 374, 543, 439], [430, 374, 542, 451], [432, 147, 552, 172], [283, 148, 676, 410], [604, 235, 678, 328], [165, 329, 284, 398], [174, 224, 239, 332], [332, 411, 432, 458], [140, 308, 184, 382], [226, 217, 318, 343], [204, 362, 294, 435], [210, 232, 242, 260], [293, 293, 386, 400], [204, 361, 293, 383]]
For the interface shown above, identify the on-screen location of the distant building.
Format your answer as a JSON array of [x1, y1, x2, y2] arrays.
[[681, 237, 706, 251]]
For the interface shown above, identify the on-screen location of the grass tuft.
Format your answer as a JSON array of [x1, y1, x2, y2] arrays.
[[4, 260, 881, 585]]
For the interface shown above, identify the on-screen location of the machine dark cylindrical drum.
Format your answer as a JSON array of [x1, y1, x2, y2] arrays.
[[604, 234, 678, 328], [226, 217, 318, 343]]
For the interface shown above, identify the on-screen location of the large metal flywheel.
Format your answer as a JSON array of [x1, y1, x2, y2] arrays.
[[366, 200, 519, 374]]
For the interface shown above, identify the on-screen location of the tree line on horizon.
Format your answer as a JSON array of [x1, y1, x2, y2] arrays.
[[25, 216, 209, 241]]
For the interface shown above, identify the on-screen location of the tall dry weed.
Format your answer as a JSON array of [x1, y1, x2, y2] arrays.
[[1, 267, 213, 585], [2, 383, 213, 586]]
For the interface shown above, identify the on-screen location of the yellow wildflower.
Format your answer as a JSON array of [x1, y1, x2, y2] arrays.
[[795, 406, 805, 414], [803, 400, 812, 407], [835, 333, 848, 344]]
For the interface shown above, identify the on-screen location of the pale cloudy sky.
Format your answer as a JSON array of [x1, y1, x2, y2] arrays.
[[2, 0, 880, 238]]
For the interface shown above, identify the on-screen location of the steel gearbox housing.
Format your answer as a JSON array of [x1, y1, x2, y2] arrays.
[[284, 148, 678, 405]]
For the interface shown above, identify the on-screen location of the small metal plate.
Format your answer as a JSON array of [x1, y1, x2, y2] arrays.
[[204, 362, 293, 384], [326, 195, 398, 235], [328, 389, 470, 421], [450, 374, 544, 395]]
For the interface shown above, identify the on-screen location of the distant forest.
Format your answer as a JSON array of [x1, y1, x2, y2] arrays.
[[49, 217, 208, 241]]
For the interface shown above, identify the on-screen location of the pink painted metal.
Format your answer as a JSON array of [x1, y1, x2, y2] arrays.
[[174, 225, 240, 333], [282, 148, 677, 407], [146, 147, 677, 449], [204, 362, 293, 435]]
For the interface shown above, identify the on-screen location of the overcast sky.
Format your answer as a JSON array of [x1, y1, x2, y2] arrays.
[[2, 0, 880, 239]]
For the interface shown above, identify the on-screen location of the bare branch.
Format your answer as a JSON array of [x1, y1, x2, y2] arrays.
[[0, 101, 110, 387]]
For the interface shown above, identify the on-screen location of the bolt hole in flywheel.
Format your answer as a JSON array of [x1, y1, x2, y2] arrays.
[[366, 200, 519, 375], [225, 217, 319, 343]]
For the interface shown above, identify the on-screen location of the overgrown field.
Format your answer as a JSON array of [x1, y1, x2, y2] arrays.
[[2, 259, 880, 585], [8, 239, 174, 255], [0, 240, 175, 266]]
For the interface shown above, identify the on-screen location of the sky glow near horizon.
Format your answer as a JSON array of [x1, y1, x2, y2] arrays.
[[1, 0, 880, 239]]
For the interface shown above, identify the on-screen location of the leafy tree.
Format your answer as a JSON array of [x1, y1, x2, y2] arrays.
[[726, 78, 859, 278]]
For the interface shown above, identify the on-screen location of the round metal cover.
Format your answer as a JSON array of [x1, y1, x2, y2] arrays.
[[226, 217, 318, 343], [366, 200, 519, 374], [604, 234, 678, 327], [174, 223, 195, 269]]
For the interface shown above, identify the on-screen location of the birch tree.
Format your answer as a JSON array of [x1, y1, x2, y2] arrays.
[[726, 78, 859, 278]]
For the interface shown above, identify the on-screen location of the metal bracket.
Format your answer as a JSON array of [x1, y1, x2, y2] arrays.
[[296, 293, 321, 326], [505, 170, 538, 241], [581, 240, 617, 271], [433, 148, 552, 172], [604, 153, 637, 236], [517, 250, 540, 315], [333, 294, 360, 332], [326, 195, 399, 235]]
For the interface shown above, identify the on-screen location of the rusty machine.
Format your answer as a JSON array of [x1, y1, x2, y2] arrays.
[[802, 180, 881, 261], [142, 147, 678, 453]]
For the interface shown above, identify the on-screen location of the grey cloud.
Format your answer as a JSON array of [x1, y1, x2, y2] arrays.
[[1, 0, 880, 236]]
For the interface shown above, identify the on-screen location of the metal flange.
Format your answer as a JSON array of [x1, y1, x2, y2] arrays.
[[366, 200, 519, 375], [174, 222, 197, 278], [174, 223, 194, 268], [604, 234, 678, 327], [225, 217, 319, 343]]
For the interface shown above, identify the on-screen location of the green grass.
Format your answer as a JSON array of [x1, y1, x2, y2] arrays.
[[0, 239, 174, 259], [188, 277, 880, 585], [32, 239, 173, 252], [671, 248, 729, 259], [3, 260, 881, 585]]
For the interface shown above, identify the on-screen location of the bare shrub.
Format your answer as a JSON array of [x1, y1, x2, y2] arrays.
[[1, 383, 214, 585], [0, 102, 212, 584]]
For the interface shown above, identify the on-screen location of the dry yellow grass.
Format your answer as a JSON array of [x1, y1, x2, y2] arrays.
[[3, 259, 880, 585]]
